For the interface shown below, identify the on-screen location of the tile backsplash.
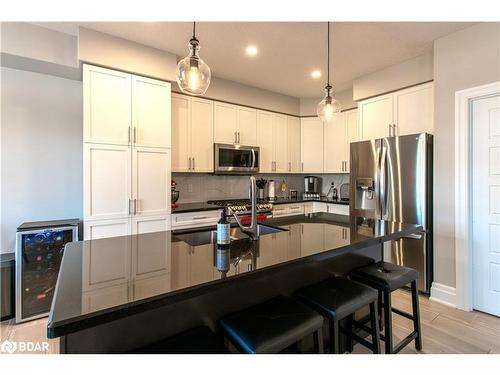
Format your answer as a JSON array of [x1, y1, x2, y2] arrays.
[[172, 173, 350, 203]]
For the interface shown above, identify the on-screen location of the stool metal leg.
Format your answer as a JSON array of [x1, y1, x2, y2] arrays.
[[369, 301, 381, 354], [329, 320, 339, 354], [378, 291, 383, 327], [383, 291, 393, 354], [313, 329, 324, 354], [411, 280, 423, 351], [346, 314, 354, 353]]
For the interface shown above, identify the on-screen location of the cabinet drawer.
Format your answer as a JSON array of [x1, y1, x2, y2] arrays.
[[172, 210, 221, 229], [287, 205, 305, 215], [272, 206, 288, 217], [327, 204, 349, 216]]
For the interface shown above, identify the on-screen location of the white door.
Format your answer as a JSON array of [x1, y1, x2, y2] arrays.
[[472, 94, 500, 317], [132, 75, 171, 148], [287, 116, 301, 173], [237, 106, 257, 146], [257, 111, 274, 172], [214, 102, 237, 144], [324, 112, 346, 173], [132, 147, 170, 217], [83, 64, 131, 145], [84, 144, 131, 220], [83, 217, 131, 240], [273, 114, 288, 173], [191, 97, 214, 172], [358, 93, 393, 141], [301, 117, 324, 173], [344, 109, 358, 172], [393, 82, 434, 136], [171, 94, 191, 172]]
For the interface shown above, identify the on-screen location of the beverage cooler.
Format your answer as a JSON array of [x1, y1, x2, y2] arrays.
[[15, 219, 79, 322]]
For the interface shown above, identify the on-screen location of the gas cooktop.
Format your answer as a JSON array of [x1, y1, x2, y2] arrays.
[[207, 199, 273, 214]]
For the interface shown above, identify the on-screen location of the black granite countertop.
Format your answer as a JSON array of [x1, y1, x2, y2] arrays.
[[48, 213, 421, 338], [172, 197, 349, 213]]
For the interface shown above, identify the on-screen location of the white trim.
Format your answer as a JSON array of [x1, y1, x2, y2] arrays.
[[430, 282, 457, 308], [454, 81, 500, 312]]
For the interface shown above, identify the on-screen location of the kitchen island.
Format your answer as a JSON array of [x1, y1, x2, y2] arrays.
[[48, 213, 422, 353]]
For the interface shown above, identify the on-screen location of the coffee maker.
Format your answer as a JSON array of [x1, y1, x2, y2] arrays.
[[303, 176, 321, 200]]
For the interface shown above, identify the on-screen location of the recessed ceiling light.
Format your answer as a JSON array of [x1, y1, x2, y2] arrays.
[[311, 70, 322, 79], [245, 45, 258, 56]]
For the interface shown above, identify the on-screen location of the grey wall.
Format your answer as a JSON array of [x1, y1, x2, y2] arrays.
[[353, 51, 434, 101], [299, 88, 357, 116], [433, 22, 500, 288], [0, 67, 83, 253]]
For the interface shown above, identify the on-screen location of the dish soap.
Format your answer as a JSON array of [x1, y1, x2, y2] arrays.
[[217, 208, 230, 247]]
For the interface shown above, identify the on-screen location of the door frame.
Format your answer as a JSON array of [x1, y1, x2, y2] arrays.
[[455, 81, 500, 311]]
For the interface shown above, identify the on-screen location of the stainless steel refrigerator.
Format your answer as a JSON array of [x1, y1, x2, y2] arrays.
[[349, 133, 433, 293]]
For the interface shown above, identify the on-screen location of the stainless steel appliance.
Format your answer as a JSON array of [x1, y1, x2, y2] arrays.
[[267, 180, 276, 201], [339, 183, 350, 201], [214, 144, 259, 174], [350, 133, 433, 293], [303, 176, 321, 200], [207, 199, 273, 223], [15, 219, 79, 322]]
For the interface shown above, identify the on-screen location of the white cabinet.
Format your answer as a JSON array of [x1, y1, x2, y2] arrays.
[[132, 75, 171, 148], [214, 103, 257, 145], [83, 64, 132, 145], [172, 209, 222, 230], [271, 203, 306, 217], [84, 144, 132, 221], [300, 223, 325, 256], [345, 109, 358, 172], [327, 203, 349, 216], [171, 94, 214, 172], [358, 82, 434, 141], [257, 111, 288, 173], [84, 217, 132, 240], [324, 114, 347, 173], [83, 64, 171, 147], [324, 225, 350, 250], [131, 215, 171, 235], [287, 116, 301, 173], [301, 117, 324, 173]]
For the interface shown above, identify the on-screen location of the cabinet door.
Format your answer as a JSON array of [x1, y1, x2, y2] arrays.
[[324, 112, 346, 173], [171, 94, 191, 172], [301, 117, 324, 173], [214, 102, 237, 144], [393, 82, 434, 136], [131, 225, 170, 280], [286, 224, 302, 260], [132, 75, 171, 148], [257, 111, 274, 172], [273, 114, 288, 173], [83, 64, 131, 145], [324, 225, 349, 250], [300, 223, 325, 256], [84, 217, 131, 240], [132, 147, 170, 217], [189, 244, 215, 285], [170, 241, 191, 290], [191, 97, 214, 172], [287, 116, 301, 173], [358, 93, 393, 141], [237, 106, 257, 146], [84, 144, 131, 220], [131, 214, 171, 234], [344, 109, 358, 172]]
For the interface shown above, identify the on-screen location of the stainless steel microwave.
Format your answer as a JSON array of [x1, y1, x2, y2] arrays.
[[214, 144, 259, 174]]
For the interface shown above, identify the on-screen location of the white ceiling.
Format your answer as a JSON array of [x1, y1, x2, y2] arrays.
[[53, 22, 473, 98]]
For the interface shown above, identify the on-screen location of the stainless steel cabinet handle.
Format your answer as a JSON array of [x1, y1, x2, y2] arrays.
[[128, 127, 131, 143], [192, 216, 208, 220], [192, 157, 195, 170], [389, 124, 392, 137], [128, 199, 132, 215], [237, 132, 240, 144], [134, 199, 137, 215], [133, 127, 137, 143], [289, 162, 291, 172], [392, 124, 397, 136], [301, 162, 304, 172], [188, 157, 192, 170], [234, 131, 237, 144]]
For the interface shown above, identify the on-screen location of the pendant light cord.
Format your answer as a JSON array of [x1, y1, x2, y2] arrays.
[[193, 21, 196, 38], [327, 21, 330, 87]]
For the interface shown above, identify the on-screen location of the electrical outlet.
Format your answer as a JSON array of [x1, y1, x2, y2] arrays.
[[187, 183, 193, 193]]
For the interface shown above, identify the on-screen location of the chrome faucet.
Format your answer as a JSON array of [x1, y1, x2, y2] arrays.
[[229, 175, 258, 241]]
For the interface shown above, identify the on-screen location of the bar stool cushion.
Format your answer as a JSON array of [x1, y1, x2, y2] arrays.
[[295, 277, 378, 321], [318, 253, 375, 277], [219, 295, 324, 354], [350, 261, 418, 292], [133, 326, 228, 354]]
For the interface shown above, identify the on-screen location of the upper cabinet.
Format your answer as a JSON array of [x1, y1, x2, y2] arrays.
[[214, 103, 257, 146], [358, 82, 434, 141], [324, 109, 358, 173], [257, 111, 292, 173], [171, 93, 214, 172], [83, 64, 171, 148], [286, 116, 301, 173], [301, 117, 324, 173]]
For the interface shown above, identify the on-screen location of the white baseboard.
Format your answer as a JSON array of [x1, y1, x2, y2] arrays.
[[430, 282, 457, 308]]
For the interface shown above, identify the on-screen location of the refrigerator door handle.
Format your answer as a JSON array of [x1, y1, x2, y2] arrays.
[[379, 143, 388, 218], [404, 233, 423, 240]]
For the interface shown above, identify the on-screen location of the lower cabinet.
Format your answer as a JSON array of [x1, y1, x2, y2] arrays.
[[171, 241, 215, 289], [84, 214, 171, 240], [171, 210, 222, 230], [311, 202, 349, 216], [324, 225, 350, 250], [271, 203, 306, 218]]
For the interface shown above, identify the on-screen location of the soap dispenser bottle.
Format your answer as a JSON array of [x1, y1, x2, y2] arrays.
[[217, 208, 230, 248]]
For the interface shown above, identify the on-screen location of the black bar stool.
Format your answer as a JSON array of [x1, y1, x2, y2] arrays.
[[294, 277, 380, 354], [132, 326, 229, 353], [350, 261, 422, 354], [219, 295, 324, 354]]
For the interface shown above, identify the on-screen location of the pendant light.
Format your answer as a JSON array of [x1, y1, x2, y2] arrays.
[[317, 22, 341, 123], [176, 22, 211, 95]]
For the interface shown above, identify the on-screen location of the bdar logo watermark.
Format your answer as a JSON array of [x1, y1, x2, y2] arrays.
[[1, 339, 49, 354]]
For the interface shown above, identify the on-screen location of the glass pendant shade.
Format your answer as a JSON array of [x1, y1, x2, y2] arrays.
[[176, 38, 211, 95], [317, 87, 341, 124]]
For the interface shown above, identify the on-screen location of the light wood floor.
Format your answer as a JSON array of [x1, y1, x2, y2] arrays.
[[1, 290, 499, 354]]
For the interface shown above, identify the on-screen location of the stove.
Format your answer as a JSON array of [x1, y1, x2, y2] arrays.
[[207, 199, 273, 215]]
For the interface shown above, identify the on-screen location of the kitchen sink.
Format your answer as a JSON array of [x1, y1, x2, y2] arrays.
[[174, 224, 287, 247]]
